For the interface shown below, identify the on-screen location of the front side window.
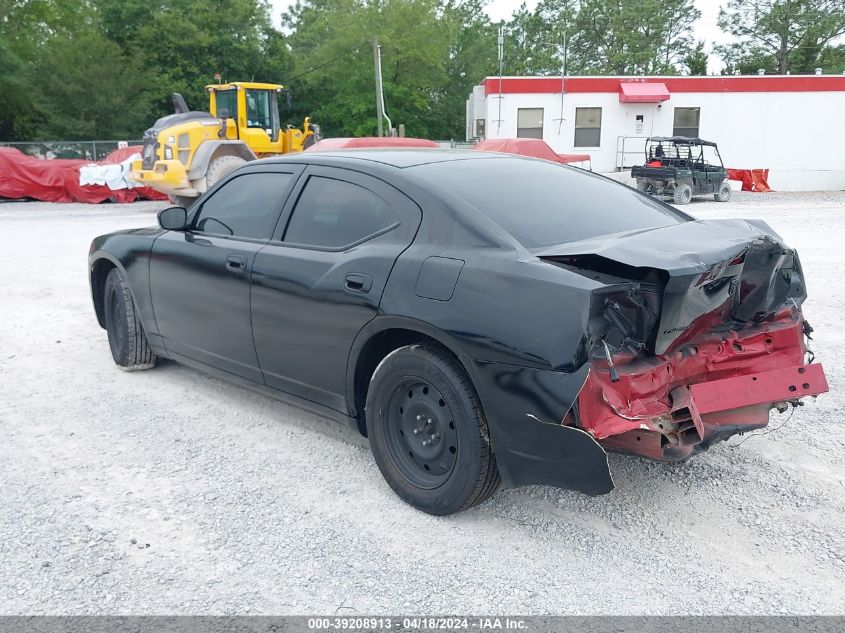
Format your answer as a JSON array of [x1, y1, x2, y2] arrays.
[[246, 90, 272, 129], [673, 107, 700, 138], [194, 172, 292, 240], [517, 108, 544, 139], [284, 176, 399, 249], [574, 107, 602, 147], [215, 89, 238, 120]]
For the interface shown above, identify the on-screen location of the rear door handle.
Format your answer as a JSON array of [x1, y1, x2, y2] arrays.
[[226, 254, 247, 274], [344, 273, 373, 293]]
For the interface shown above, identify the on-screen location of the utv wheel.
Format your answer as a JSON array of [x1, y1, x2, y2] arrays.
[[365, 344, 500, 515], [714, 180, 732, 202], [206, 155, 247, 190], [636, 178, 649, 193], [673, 182, 693, 205], [103, 268, 156, 371]]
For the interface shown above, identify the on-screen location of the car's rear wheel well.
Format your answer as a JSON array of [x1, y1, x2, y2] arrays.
[[91, 258, 117, 328], [352, 329, 464, 437]]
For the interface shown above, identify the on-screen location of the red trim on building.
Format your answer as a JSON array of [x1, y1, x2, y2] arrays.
[[619, 81, 670, 103], [483, 75, 845, 96]]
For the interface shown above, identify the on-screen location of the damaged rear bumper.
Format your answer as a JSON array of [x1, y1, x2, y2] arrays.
[[579, 319, 829, 461], [596, 362, 828, 460]]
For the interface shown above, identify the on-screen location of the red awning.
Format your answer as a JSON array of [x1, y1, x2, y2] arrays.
[[619, 82, 670, 103]]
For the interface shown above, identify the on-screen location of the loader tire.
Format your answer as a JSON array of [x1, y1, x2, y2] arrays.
[[205, 155, 247, 191], [170, 195, 197, 209]]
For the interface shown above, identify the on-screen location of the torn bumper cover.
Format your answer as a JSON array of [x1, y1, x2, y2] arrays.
[[479, 219, 828, 496]]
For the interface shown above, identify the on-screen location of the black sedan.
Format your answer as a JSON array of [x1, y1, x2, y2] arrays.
[[89, 149, 827, 515]]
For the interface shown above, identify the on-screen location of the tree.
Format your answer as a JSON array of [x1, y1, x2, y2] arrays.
[[684, 41, 709, 75], [565, 0, 700, 75], [28, 29, 156, 139], [282, 0, 491, 139], [717, 0, 845, 74]]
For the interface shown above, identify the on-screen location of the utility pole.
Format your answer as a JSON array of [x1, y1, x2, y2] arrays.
[[494, 26, 505, 133], [373, 38, 385, 137]]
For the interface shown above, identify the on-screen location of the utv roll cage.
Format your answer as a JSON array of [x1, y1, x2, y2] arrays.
[[645, 136, 724, 172]]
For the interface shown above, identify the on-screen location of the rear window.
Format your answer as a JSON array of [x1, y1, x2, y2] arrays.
[[411, 158, 687, 248]]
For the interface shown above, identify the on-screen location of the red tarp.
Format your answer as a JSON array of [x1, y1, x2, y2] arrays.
[[0, 146, 168, 204], [618, 82, 670, 103], [727, 168, 773, 192], [306, 137, 439, 151], [475, 138, 591, 167]]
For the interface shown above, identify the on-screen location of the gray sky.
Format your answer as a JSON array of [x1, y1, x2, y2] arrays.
[[269, 0, 733, 72]]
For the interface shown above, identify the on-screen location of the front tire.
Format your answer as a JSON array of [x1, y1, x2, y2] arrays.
[[103, 268, 156, 371], [365, 344, 500, 515], [714, 180, 732, 202], [673, 181, 693, 205]]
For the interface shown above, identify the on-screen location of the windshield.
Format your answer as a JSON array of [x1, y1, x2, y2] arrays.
[[411, 157, 687, 248], [215, 89, 237, 119]]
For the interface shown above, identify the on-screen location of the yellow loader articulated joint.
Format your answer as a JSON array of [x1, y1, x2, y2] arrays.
[[130, 81, 316, 206]]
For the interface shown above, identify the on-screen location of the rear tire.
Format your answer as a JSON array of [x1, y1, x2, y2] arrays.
[[205, 155, 247, 191], [673, 181, 693, 205], [365, 344, 500, 515], [103, 268, 156, 371], [714, 180, 731, 202]]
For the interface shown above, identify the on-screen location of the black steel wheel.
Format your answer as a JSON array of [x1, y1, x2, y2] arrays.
[[103, 267, 156, 371], [366, 344, 500, 515], [383, 378, 459, 489]]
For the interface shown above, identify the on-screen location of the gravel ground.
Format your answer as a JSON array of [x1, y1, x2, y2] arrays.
[[1, 191, 843, 615]]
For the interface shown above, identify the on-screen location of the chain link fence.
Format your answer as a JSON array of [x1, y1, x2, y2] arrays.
[[0, 140, 143, 161]]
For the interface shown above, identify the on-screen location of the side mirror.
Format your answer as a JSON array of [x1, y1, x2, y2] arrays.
[[158, 206, 188, 231]]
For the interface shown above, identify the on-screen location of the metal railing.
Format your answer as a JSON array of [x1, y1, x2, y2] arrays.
[[0, 140, 142, 161], [615, 136, 649, 171]]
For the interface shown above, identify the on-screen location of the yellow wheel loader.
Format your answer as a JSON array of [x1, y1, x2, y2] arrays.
[[130, 82, 316, 206]]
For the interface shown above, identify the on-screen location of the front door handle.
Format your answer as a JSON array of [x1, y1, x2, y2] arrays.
[[344, 273, 373, 293], [226, 254, 247, 274]]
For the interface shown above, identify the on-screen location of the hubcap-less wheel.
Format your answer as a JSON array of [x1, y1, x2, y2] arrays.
[[385, 379, 459, 489], [366, 344, 500, 515]]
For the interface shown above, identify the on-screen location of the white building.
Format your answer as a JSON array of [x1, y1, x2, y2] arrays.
[[466, 75, 845, 191]]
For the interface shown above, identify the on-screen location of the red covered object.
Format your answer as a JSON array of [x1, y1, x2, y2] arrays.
[[306, 137, 439, 151], [475, 138, 591, 168], [727, 168, 773, 192], [0, 146, 168, 204]]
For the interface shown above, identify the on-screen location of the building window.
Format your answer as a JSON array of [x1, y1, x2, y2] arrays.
[[475, 118, 486, 138], [517, 108, 544, 139], [673, 107, 700, 138], [574, 107, 602, 147]]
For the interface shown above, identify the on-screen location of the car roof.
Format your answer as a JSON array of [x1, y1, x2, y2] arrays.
[[648, 136, 718, 147], [262, 148, 508, 168]]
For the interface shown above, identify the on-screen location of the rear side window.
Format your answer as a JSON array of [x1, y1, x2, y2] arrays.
[[194, 172, 292, 240], [411, 158, 686, 248], [283, 176, 399, 248]]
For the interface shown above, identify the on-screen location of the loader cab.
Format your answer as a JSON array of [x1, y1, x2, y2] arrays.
[[208, 82, 287, 153]]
